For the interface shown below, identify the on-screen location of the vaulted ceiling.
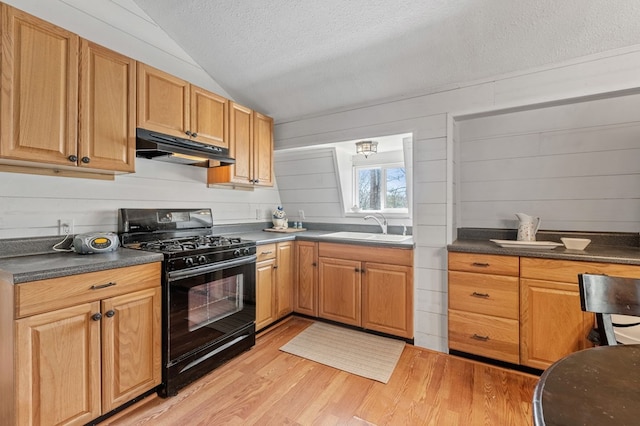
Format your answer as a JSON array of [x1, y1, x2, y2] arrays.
[[132, 0, 640, 122]]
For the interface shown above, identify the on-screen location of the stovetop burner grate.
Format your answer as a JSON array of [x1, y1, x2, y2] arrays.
[[138, 235, 246, 253]]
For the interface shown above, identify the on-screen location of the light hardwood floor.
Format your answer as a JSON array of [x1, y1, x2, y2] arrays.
[[101, 317, 538, 425]]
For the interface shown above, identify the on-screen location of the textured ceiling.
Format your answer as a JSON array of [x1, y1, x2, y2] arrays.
[[132, 0, 640, 122]]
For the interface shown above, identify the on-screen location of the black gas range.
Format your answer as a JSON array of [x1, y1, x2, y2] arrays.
[[118, 208, 256, 397]]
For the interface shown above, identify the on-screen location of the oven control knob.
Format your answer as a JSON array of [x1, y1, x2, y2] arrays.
[[243, 248, 251, 256], [233, 249, 242, 257], [185, 257, 194, 267], [197, 255, 207, 264]]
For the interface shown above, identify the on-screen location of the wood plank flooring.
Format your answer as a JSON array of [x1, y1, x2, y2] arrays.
[[101, 317, 538, 425]]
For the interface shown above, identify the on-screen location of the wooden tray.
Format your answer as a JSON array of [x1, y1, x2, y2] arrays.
[[263, 228, 307, 233]]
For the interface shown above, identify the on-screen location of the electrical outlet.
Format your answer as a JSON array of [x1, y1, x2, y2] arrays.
[[298, 209, 305, 220], [58, 218, 74, 235]]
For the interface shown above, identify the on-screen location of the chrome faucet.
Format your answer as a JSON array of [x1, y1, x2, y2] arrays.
[[364, 213, 387, 234]]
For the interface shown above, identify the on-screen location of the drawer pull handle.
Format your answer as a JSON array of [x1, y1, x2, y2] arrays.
[[261, 250, 274, 255], [471, 262, 490, 267], [471, 334, 490, 341], [471, 292, 490, 298], [90, 282, 116, 290]]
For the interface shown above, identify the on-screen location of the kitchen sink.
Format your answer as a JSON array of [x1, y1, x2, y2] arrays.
[[321, 231, 412, 242]]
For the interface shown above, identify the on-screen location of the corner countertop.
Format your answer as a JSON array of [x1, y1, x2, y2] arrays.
[[227, 230, 415, 249], [0, 248, 164, 284], [448, 229, 640, 266]]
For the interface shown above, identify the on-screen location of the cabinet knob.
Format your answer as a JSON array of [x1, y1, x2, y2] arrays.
[[273, 265, 278, 269], [68, 155, 78, 162], [92, 312, 102, 321], [191, 132, 197, 137], [105, 310, 116, 318], [355, 268, 360, 272], [81, 156, 90, 164], [360, 268, 365, 274], [185, 130, 192, 136], [312, 262, 317, 267]]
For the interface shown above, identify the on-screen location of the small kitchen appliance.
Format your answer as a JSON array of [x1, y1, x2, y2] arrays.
[[72, 232, 119, 254], [118, 208, 256, 397], [516, 213, 541, 241]]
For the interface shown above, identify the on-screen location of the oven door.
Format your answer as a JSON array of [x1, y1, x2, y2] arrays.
[[166, 255, 256, 365]]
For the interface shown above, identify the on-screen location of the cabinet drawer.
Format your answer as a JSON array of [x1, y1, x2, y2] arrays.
[[448, 252, 518, 276], [15, 263, 161, 318], [448, 271, 519, 319], [520, 258, 640, 283], [257, 243, 277, 262], [448, 309, 519, 364]]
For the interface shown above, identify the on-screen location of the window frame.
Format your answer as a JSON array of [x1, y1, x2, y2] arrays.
[[353, 161, 408, 213]]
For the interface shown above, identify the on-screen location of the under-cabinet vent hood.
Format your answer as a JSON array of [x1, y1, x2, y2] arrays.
[[136, 128, 235, 167]]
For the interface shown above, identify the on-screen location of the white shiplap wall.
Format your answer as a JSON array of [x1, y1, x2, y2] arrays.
[[0, 160, 280, 238], [275, 46, 640, 352], [0, 0, 281, 239], [457, 94, 640, 232]]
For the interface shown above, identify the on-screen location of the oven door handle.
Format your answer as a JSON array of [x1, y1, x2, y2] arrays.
[[167, 255, 257, 281]]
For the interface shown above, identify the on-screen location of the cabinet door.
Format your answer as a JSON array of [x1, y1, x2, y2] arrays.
[[362, 262, 413, 338], [275, 242, 294, 318], [256, 258, 276, 330], [229, 102, 253, 184], [78, 40, 135, 172], [101, 287, 161, 412], [318, 257, 361, 326], [16, 302, 101, 426], [520, 278, 593, 369], [1, 5, 79, 165], [190, 86, 228, 148], [295, 241, 318, 317], [137, 63, 189, 138], [252, 111, 273, 186]]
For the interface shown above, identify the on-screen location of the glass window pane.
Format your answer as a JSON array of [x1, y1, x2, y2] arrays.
[[385, 167, 407, 208], [358, 168, 381, 210]]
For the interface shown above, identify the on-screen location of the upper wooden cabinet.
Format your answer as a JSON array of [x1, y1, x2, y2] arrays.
[[79, 40, 136, 172], [207, 102, 274, 187], [137, 63, 229, 149], [0, 5, 136, 174]]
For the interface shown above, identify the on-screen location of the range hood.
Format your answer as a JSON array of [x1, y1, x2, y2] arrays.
[[136, 128, 235, 167]]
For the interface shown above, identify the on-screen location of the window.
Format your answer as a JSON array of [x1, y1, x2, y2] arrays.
[[355, 163, 407, 212]]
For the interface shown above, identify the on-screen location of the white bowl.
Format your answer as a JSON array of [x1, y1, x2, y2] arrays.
[[561, 237, 591, 250]]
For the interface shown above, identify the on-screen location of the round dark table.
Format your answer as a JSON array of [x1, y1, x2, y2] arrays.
[[533, 345, 640, 425]]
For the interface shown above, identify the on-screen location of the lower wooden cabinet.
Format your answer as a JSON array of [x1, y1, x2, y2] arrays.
[[447, 253, 520, 364], [294, 241, 318, 316], [318, 242, 414, 339], [255, 241, 293, 331], [318, 257, 361, 326], [518, 257, 640, 369], [448, 253, 640, 369], [7, 263, 161, 426]]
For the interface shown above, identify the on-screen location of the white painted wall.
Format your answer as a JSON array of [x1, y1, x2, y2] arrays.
[[274, 46, 640, 352], [0, 1, 281, 238], [458, 94, 640, 232]]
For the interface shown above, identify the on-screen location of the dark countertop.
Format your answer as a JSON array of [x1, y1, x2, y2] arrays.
[[0, 248, 164, 284], [448, 228, 640, 266], [0, 229, 413, 284], [228, 230, 415, 249]]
